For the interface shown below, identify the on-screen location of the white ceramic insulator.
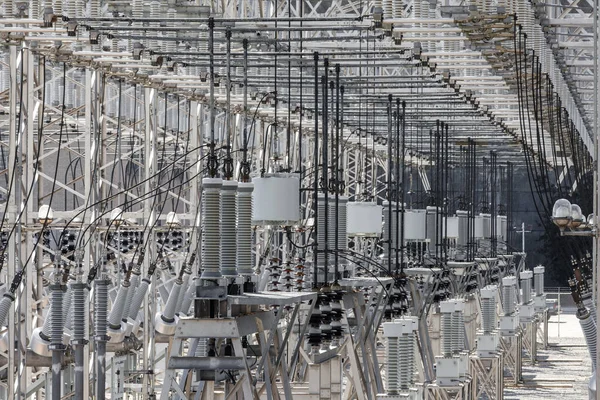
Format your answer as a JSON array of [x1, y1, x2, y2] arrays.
[[382, 0, 392, 19], [132, 0, 143, 18], [162, 281, 182, 322], [65, 0, 76, 18], [180, 278, 196, 315], [201, 178, 222, 279], [579, 310, 597, 371], [128, 278, 150, 320], [534, 268, 544, 296], [175, 273, 190, 313], [62, 285, 73, 330], [386, 336, 400, 394], [441, 312, 453, 357], [453, 310, 465, 352], [481, 296, 496, 334], [237, 182, 254, 275], [166, 9, 177, 54], [30, 0, 40, 19], [583, 297, 597, 326], [521, 277, 532, 304], [122, 273, 139, 320], [89, 0, 99, 18], [108, 284, 129, 328], [392, 0, 403, 19], [41, 299, 53, 339], [398, 333, 415, 389], [221, 180, 238, 276]]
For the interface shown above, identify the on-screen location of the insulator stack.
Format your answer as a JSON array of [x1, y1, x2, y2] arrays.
[[149, 1, 160, 50], [128, 278, 150, 320], [175, 272, 191, 314], [237, 182, 254, 276], [71, 283, 87, 341], [166, 9, 177, 54], [520, 270, 533, 304], [317, 194, 327, 267], [180, 279, 196, 315], [383, 317, 418, 394], [382, 0, 392, 19], [201, 178, 222, 279], [108, 284, 129, 329], [62, 284, 73, 331], [30, 0, 39, 18], [307, 301, 323, 349], [578, 308, 597, 371], [453, 300, 465, 353], [319, 293, 332, 345], [392, 0, 403, 19], [196, 337, 208, 357], [162, 280, 182, 323], [50, 284, 64, 345], [132, 0, 142, 19], [122, 272, 139, 320], [328, 199, 336, 265], [94, 280, 109, 338], [583, 296, 597, 326], [221, 180, 238, 276], [534, 266, 545, 296], [386, 334, 400, 394], [295, 258, 305, 291], [502, 276, 517, 315], [440, 300, 454, 357], [0, 293, 14, 328], [89, 0, 99, 18], [52, 0, 60, 16], [280, 261, 294, 291], [330, 291, 343, 341], [481, 286, 498, 334], [267, 257, 281, 291]]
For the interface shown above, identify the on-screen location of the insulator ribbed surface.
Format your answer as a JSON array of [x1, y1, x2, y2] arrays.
[[51, 285, 64, 345], [441, 312, 453, 357], [398, 333, 415, 389], [62, 285, 73, 331], [534, 272, 544, 297], [221, 180, 238, 276], [583, 297, 597, 326], [453, 311, 465, 352], [482, 297, 497, 334], [327, 199, 336, 264], [386, 336, 399, 394], [162, 281, 182, 322], [180, 279, 196, 315], [317, 194, 327, 266], [166, 9, 177, 53], [94, 280, 108, 337], [196, 337, 207, 357], [502, 283, 516, 315], [71, 283, 87, 340], [128, 279, 150, 320], [522, 278, 532, 304], [108, 284, 129, 328], [42, 302, 53, 339], [579, 311, 597, 371], [202, 178, 223, 279], [0, 294, 14, 328], [392, 0, 403, 19], [382, 0, 392, 18], [237, 182, 254, 275], [122, 273, 139, 321], [89, 0, 99, 18], [175, 273, 190, 314]]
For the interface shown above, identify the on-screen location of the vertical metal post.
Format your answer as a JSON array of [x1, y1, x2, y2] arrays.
[[594, 1, 600, 396], [7, 43, 18, 400], [143, 87, 158, 397]]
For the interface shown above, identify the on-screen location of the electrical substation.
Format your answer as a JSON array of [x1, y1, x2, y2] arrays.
[[0, 0, 599, 399]]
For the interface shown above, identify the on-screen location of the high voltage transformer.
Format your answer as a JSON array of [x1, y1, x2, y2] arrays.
[[0, 0, 597, 399]]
